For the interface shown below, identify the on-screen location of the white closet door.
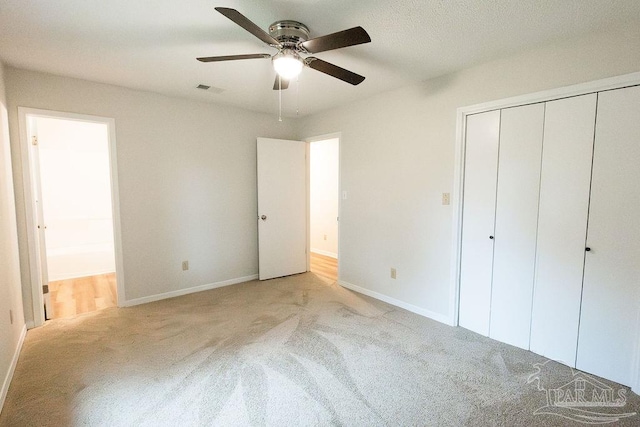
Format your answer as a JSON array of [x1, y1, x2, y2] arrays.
[[529, 94, 597, 366], [459, 110, 500, 335], [577, 86, 640, 386], [489, 103, 544, 349]]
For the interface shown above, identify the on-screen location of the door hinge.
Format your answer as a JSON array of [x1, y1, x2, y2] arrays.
[[42, 284, 49, 294], [31, 135, 38, 146]]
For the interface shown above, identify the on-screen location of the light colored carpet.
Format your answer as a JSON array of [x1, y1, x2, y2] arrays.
[[1, 273, 638, 426]]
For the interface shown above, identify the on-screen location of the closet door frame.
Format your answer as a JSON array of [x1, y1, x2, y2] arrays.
[[449, 71, 640, 393]]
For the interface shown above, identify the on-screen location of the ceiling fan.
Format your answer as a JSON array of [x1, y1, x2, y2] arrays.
[[197, 7, 371, 90]]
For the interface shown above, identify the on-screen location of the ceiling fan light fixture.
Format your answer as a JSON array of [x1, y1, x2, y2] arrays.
[[273, 50, 303, 80], [200, 9, 371, 89]]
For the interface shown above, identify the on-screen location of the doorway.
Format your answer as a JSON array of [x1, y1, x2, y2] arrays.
[[19, 109, 124, 325], [308, 137, 339, 281]]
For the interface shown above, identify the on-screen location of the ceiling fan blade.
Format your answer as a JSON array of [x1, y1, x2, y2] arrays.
[[273, 76, 290, 90], [305, 58, 365, 85], [215, 7, 281, 47], [197, 54, 271, 62], [300, 26, 370, 54]]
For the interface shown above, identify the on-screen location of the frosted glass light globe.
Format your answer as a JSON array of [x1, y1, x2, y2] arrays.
[[273, 50, 303, 80]]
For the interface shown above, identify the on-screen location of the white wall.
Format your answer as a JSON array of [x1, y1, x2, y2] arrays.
[[0, 62, 25, 412], [5, 22, 640, 329], [309, 138, 339, 258], [295, 22, 640, 323], [36, 117, 115, 280], [6, 68, 295, 323]]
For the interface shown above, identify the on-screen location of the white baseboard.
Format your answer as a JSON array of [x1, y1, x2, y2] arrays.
[[310, 249, 338, 259], [1, 325, 27, 414], [121, 274, 259, 307], [338, 280, 451, 325]]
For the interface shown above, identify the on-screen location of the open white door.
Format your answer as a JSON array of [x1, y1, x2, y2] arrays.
[[257, 137, 307, 280], [27, 118, 54, 319]]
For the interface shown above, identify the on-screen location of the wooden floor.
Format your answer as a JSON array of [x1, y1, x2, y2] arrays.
[[310, 253, 338, 281], [47, 259, 333, 320], [48, 273, 117, 320]]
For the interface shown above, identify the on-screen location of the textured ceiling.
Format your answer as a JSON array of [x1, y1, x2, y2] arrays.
[[1, 0, 639, 117]]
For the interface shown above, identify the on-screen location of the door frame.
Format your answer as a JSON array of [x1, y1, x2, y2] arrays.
[[18, 107, 126, 327], [304, 132, 341, 280]]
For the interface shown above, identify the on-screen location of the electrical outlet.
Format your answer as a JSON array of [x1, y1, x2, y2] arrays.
[[182, 261, 189, 271], [390, 268, 397, 279], [442, 193, 451, 205]]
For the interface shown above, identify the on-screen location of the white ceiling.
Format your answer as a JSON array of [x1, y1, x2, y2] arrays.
[[1, 0, 639, 117]]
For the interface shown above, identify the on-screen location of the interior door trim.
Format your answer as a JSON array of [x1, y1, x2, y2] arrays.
[[17, 107, 125, 328]]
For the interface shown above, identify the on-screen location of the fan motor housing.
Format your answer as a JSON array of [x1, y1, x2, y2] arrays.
[[269, 20, 310, 46]]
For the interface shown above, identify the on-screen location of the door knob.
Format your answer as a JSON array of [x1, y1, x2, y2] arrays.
[[260, 215, 267, 221]]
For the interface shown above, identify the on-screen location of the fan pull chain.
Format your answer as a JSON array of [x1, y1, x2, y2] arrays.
[[278, 75, 282, 122]]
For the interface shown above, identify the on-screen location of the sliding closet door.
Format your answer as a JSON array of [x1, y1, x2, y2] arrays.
[[489, 103, 544, 349], [529, 94, 596, 366], [577, 86, 640, 386], [459, 110, 500, 335]]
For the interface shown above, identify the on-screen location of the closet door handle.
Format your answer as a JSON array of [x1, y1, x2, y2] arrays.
[[585, 247, 591, 252], [489, 235, 494, 240]]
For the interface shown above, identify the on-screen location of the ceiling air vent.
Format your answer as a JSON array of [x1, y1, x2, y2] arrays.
[[196, 84, 225, 94]]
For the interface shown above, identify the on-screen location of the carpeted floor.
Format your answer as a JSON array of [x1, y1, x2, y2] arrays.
[[1, 273, 638, 426]]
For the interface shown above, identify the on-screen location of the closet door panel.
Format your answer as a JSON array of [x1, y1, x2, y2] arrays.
[[459, 110, 500, 335], [489, 103, 544, 349], [577, 86, 640, 386], [529, 94, 597, 366]]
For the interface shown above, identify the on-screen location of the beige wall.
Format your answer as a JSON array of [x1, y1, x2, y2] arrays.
[[295, 22, 640, 322], [0, 62, 25, 410], [5, 69, 295, 323]]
